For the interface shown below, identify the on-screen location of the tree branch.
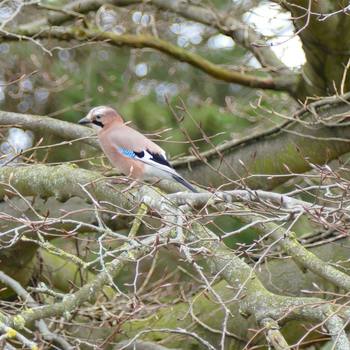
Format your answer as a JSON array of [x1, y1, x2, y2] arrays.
[[147, 0, 292, 72], [20, 0, 294, 78], [0, 164, 131, 208], [6, 234, 163, 329], [0, 110, 99, 148], [1, 26, 292, 91], [250, 219, 350, 292]]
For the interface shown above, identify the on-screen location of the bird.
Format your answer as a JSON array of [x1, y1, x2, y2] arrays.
[[78, 106, 198, 192]]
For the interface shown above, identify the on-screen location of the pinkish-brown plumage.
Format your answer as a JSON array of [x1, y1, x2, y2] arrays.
[[78, 106, 197, 192]]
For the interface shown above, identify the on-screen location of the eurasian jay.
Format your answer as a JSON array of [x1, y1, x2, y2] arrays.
[[78, 106, 197, 192]]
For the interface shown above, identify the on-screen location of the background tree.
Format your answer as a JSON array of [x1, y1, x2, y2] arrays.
[[1, 1, 350, 349]]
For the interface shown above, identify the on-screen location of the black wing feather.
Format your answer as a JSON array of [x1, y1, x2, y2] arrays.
[[134, 150, 145, 158], [147, 150, 172, 168]]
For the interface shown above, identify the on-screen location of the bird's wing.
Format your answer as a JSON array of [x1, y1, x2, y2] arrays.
[[106, 124, 176, 175], [117, 146, 174, 172]]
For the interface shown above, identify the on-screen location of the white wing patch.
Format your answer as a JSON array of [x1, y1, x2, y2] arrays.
[[116, 146, 176, 178]]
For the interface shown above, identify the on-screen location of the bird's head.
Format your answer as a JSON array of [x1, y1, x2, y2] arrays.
[[78, 106, 124, 130]]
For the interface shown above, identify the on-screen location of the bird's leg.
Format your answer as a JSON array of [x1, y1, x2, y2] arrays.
[[120, 166, 140, 193], [121, 180, 139, 193]]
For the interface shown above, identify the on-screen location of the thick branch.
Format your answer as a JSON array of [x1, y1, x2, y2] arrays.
[[0, 164, 129, 204], [168, 189, 321, 210], [1, 26, 290, 91]]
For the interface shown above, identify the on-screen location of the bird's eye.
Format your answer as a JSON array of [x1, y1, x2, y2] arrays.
[[96, 115, 101, 120]]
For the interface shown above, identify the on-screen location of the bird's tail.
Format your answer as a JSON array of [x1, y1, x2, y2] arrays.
[[172, 174, 198, 192]]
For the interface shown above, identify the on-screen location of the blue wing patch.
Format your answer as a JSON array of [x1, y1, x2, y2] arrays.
[[117, 146, 136, 159]]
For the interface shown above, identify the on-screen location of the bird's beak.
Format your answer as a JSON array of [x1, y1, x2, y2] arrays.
[[78, 116, 91, 125]]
